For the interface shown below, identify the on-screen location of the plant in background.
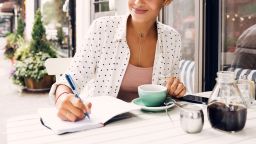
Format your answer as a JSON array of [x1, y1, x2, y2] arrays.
[[12, 52, 52, 86], [30, 10, 56, 57], [12, 10, 57, 88], [14, 38, 30, 61], [57, 26, 64, 46], [4, 18, 25, 60], [16, 17, 26, 37], [4, 33, 18, 59]]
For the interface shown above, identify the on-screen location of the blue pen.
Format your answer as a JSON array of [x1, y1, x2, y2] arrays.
[[65, 74, 90, 119]]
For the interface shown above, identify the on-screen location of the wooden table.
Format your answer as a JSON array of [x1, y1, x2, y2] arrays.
[[7, 94, 256, 144]]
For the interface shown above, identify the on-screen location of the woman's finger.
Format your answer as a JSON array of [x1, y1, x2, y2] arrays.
[[84, 102, 92, 113], [173, 83, 184, 96], [56, 93, 92, 122], [166, 77, 175, 94], [57, 108, 69, 121], [71, 97, 92, 112], [177, 88, 186, 97], [172, 78, 180, 86], [56, 93, 73, 108], [56, 94, 86, 121], [166, 77, 174, 88], [71, 97, 87, 113], [58, 107, 77, 122], [169, 78, 180, 95], [66, 101, 85, 120], [64, 110, 77, 122]]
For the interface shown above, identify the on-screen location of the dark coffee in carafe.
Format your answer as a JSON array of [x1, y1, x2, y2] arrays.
[[207, 102, 247, 132], [207, 71, 247, 132]]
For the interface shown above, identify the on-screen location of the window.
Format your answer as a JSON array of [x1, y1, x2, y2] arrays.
[[94, 0, 110, 12], [205, 0, 256, 90], [162, 0, 204, 93], [40, 0, 70, 57], [163, 1, 196, 61], [91, 0, 115, 21], [221, 0, 256, 71], [0, 13, 13, 36]]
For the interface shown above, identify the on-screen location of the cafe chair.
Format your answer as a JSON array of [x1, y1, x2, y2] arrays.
[[44, 58, 72, 80], [179, 59, 195, 94]]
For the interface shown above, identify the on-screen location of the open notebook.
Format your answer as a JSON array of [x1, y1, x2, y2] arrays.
[[39, 96, 140, 134]]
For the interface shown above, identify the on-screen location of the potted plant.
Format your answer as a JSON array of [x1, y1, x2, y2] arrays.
[[12, 10, 57, 91], [12, 52, 55, 89]]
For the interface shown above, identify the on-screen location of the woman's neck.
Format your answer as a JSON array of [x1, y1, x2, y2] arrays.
[[128, 16, 157, 38]]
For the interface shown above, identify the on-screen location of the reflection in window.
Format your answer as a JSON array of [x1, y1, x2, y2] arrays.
[[164, 0, 196, 61], [41, 0, 69, 57], [0, 14, 12, 36], [163, 0, 200, 93], [222, 0, 256, 70]]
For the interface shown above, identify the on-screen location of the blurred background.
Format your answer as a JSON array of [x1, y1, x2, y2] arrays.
[[0, 0, 256, 143]]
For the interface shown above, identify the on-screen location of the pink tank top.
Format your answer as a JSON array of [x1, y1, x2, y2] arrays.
[[117, 64, 153, 102]]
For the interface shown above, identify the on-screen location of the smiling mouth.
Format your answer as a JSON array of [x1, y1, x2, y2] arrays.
[[132, 8, 148, 14]]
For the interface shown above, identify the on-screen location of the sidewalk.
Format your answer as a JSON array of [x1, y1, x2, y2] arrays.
[[0, 38, 51, 144]]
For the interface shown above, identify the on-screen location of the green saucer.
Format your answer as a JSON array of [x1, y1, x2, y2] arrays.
[[133, 98, 148, 106], [132, 98, 175, 112]]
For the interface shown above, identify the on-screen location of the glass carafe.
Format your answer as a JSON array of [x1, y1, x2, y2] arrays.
[[207, 71, 247, 132]]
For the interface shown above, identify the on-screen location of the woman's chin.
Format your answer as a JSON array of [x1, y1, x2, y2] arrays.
[[130, 15, 150, 23]]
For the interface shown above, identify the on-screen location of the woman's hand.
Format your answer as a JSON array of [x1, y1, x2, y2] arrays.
[[55, 93, 92, 122], [166, 77, 186, 98]]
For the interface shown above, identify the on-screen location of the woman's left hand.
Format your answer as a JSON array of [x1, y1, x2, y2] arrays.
[[166, 76, 186, 98]]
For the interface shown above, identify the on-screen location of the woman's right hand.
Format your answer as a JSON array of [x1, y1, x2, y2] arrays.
[[55, 93, 92, 122]]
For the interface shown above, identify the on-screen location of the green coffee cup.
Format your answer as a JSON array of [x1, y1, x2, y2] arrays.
[[138, 84, 167, 107]]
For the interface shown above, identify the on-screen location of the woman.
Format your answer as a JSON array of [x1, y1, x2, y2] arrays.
[[50, 0, 186, 122]]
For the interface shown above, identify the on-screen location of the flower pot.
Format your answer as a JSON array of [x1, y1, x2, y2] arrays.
[[25, 75, 55, 91]]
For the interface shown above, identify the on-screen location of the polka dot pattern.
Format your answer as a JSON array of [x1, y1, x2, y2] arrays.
[[56, 15, 182, 98]]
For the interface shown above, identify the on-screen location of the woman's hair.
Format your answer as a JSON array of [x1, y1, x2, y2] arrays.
[[164, 0, 173, 5]]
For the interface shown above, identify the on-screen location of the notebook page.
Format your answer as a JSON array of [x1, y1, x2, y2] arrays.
[[39, 96, 139, 134], [86, 96, 140, 124], [38, 108, 103, 134]]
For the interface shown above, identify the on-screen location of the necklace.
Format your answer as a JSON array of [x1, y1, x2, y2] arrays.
[[137, 32, 144, 66]]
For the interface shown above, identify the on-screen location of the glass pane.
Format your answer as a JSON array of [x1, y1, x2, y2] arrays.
[[221, 0, 256, 70], [164, 0, 200, 93], [164, 0, 196, 61], [100, 1, 109, 12], [41, 0, 70, 57], [92, 0, 114, 20], [94, 0, 109, 13], [0, 14, 12, 36]]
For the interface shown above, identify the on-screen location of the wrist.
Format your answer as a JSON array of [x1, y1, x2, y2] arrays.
[[55, 92, 70, 104]]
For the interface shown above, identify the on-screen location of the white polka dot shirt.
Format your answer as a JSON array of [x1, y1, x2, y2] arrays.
[[49, 14, 182, 102]]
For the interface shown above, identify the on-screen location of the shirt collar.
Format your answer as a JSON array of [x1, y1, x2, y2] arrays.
[[114, 14, 129, 42]]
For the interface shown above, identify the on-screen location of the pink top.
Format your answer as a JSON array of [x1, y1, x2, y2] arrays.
[[117, 64, 153, 102]]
